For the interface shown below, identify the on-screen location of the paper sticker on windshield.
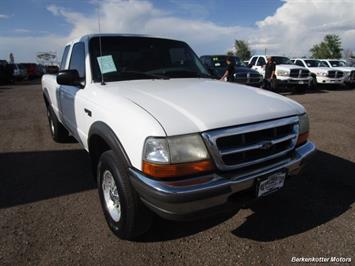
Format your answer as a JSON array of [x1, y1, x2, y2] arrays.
[[97, 55, 117, 74]]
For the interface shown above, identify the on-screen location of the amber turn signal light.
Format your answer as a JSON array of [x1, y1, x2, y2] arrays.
[[296, 132, 309, 146], [142, 160, 215, 179]]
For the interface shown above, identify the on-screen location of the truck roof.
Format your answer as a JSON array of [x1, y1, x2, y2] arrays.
[[66, 33, 182, 46]]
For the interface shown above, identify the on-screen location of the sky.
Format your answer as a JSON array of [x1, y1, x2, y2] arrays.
[[0, 0, 354, 63]]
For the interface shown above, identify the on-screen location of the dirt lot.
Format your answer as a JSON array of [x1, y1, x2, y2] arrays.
[[0, 82, 354, 265]]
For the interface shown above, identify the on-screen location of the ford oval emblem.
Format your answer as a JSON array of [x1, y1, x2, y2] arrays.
[[260, 141, 273, 150]]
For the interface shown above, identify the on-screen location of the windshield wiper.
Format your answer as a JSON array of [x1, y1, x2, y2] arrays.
[[122, 71, 169, 80], [163, 70, 212, 79]]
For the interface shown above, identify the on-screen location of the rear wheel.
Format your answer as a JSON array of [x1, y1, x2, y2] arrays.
[[97, 150, 152, 240], [46, 107, 70, 142]]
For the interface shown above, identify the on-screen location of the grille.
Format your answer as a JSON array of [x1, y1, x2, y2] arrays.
[[290, 69, 309, 78], [328, 70, 344, 78], [328, 70, 336, 78], [202, 117, 299, 171], [234, 73, 262, 84]]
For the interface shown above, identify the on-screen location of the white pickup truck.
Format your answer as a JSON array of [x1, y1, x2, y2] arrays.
[[291, 58, 344, 87], [248, 55, 312, 92], [319, 59, 355, 87], [42, 34, 315, 240]]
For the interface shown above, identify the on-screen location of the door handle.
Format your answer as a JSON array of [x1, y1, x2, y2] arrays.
[[84, 108, 92, 117]]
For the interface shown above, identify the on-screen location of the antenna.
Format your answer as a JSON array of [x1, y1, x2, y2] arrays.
[[97, 7, 105, 85]]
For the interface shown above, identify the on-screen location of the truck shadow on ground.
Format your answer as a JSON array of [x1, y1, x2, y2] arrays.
[[139, 150, 355, 242], [0, 149, 353, 242], [0, 149, 96, 208]]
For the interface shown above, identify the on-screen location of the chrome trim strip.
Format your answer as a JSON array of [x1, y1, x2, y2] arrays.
[[220, 133, 297, 155]]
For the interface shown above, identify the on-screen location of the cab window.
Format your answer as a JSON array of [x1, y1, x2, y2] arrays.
[[249, 57, 257, 66], [256, 57, 266, 66], [295, 60, 305, 67]]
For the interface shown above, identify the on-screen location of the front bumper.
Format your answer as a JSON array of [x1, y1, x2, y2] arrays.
[[233, 77, 263, 87], [276, 76, 312, 86], [316, 76, 344, 84], [129, 141, 316, 220]]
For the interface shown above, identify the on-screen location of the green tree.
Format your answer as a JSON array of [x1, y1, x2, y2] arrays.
[[226, 50, 234, 56], [310, 34, 343, 59], [234, 40, 251, 61]]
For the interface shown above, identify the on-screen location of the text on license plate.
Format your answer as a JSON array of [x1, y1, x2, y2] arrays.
[[257, 172, 286, 197]]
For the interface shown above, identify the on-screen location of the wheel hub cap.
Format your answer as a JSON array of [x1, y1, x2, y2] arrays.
[[102, 170, 121, 222]]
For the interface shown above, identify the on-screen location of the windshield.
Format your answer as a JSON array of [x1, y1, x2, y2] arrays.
[[329, 60, 347, 67], [208, 56, 246, 68], [304, 60, 324, 67], [89, 36, 210, 82], [272, 56, 293, 65]]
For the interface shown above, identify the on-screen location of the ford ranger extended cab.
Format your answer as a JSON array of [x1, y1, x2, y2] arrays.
[[291, 58, 344, 87], [248, 55, 312, 92], [319, 59, 355, 87], [42, 34, 315, 240]]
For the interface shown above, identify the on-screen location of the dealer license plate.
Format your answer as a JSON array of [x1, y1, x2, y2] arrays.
[[257, 172, 286, 197], [298, 81, 305, 84]]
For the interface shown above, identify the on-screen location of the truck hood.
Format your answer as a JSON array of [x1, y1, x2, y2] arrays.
[[234, 66, 261, 75], [330, 66, 355, 73], [308, 67, 331, 73], [276, 64, 306, 71], [102, 78, 305, 136]]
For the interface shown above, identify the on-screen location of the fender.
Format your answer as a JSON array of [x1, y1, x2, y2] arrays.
[[88, 121, 132, 168]]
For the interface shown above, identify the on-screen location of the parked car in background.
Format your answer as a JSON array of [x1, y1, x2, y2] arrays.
[[320, 59, 355, 87], [248, 55, 312, 92], [9, 63, 28, 81], [0, 60, 13, 84], [45, 65, 59, 74], [200, 55, 263, 87], [42, 34, 315, 240], [20, 63, 41, 79], [340, 59, 355, 67], [291, 58, 344, 88]]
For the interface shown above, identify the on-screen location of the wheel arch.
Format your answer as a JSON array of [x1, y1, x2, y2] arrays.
[[42, 88, 50, 107], [88, 121, 132, 177]]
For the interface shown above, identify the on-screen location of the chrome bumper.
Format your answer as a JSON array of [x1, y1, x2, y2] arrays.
[[129, 141, 316, 220]]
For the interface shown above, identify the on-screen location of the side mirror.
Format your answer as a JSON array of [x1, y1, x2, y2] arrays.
[[57, 70, 82, 87]]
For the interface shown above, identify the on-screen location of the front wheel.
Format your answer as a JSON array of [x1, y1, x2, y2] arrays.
[[97, 150, 152, 240], [310, 77, 317, 90]]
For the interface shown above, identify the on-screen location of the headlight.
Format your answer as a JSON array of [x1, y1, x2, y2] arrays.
[[276, 70, 289, 76], [316, 72, 327, 76], [297, 113, 309, 146], [143, 134, 214, 178]]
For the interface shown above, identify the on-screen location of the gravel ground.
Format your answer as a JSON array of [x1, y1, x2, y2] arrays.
[[0, 82, 354, 265]]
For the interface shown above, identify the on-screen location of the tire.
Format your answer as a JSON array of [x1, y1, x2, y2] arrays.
[[294, 85, 306, 94], [310, 76, 317, 90], [97, 150, 152, 240], [271, 78, 278, 91], [46, 106, 70, 143]]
